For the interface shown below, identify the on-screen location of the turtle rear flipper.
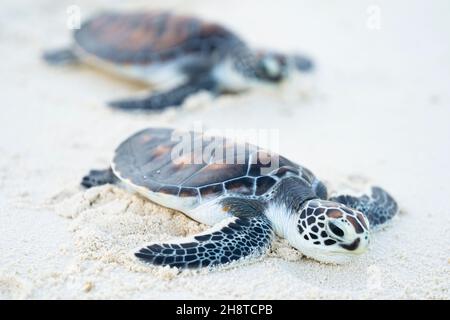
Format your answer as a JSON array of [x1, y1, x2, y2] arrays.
[[330, 186, 399, 229], [81, 168, 117, 188], [135, 215, 274, 269], [108, 77, 218, 111], [42, 48, 79, 65]]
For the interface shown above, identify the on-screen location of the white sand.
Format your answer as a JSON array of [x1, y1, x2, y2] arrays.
[[1, 0, 449, 299]]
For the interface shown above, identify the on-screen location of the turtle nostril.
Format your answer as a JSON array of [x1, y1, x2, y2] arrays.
[[328, 221, 344, 238]]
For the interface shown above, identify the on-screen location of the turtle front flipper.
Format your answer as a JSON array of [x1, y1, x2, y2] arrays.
[[108, 77, 218, 111], [135, 215, 274, 269], [329, 186, 399, 229]]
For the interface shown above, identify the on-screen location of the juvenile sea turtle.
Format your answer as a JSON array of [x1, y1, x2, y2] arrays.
[[82, 128, 398, 268], [44, 11, 313, 111]]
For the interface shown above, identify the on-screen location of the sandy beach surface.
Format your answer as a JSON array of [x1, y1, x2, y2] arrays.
[[1, 0, 449, 299]]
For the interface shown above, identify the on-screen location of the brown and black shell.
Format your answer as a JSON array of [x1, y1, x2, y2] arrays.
[[73, 11, 240, 64], [112, 128, 318, 209]]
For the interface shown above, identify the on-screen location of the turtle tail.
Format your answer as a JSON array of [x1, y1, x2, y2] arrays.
[[42, 48, 79, 65]]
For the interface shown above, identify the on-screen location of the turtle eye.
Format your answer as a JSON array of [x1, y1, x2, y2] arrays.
[[262, 57, 281, 77], [257, 56, 284, 81], [328, 221, 344, 238]]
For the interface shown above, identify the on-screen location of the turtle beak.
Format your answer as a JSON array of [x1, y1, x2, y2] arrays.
[[339, 234, 370, 254], [292, 55, 314, 72]]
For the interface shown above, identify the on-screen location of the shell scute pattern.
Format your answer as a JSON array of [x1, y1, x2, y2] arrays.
[[273, 166, 299, 178], [255, 176, 277, 196], [158, 185, 180, 196], [179, 187, 199, 198], [113, 129, 319, 210], [224, 177, 254, 195], [199, 183, 224, 200], [74, 12, 239, 64]]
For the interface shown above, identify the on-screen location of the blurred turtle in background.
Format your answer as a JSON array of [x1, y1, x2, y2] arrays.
[[44, 11, 314, 111]]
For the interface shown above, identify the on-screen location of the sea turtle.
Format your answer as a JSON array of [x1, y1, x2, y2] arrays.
[[82, 128, 398, 268], [43, 11, 313, 111]]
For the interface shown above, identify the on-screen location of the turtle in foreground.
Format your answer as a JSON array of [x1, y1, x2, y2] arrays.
[[43, 11, 313, 111], [82, 128, 398, 268]]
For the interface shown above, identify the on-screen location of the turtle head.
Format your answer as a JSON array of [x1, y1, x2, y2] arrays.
[[229, 46, 313, 85], [254, 51, 314, 83], [254, 51, 289, 82], [289, 199, 370, 264]]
